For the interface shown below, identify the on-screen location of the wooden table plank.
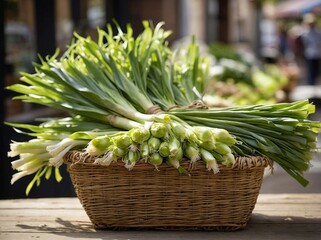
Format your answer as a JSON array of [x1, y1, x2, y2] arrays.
[[0, 197, 83, 209], [0, 194, 320, 240]]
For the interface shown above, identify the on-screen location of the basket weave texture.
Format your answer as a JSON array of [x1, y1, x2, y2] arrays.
[[64, 151, 271, 230]]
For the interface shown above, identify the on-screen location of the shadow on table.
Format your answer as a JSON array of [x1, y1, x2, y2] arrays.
[[15, 214, 321, 240], [16, 217, 95, 233]]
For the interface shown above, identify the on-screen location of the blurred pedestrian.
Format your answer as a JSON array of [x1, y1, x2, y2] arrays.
[[301, 13, 321, 85], [278, 24, 289, 59], [288, 24, 304, 62]]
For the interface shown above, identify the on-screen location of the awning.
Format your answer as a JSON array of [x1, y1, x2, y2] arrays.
[[276, 0, 321, 18]]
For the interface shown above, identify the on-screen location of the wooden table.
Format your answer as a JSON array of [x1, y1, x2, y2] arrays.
[[0, 194, 320, 240]]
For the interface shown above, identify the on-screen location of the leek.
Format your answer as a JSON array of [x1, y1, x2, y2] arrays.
[[5, 21, 320, 195], [200, 148, 219, 174], [148, 137, 161, 154], [149, 152, 163, 170], [159, 142, 170, 157]]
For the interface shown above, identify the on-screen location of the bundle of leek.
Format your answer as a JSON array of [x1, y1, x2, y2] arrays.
[[6, 21, 320, 195]]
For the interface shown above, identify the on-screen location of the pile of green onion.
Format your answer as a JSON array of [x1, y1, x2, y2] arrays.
[[6, 21, 320, 195]]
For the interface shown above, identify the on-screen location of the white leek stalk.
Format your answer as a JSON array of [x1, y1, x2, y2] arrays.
[[200, 148, 219, 174], [47, 138, 87, 167]]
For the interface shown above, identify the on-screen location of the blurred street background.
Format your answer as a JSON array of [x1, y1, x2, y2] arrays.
[[0, 0, 320, 199]]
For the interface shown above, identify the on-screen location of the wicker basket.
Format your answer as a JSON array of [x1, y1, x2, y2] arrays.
[[64, 151, 271, 230]]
